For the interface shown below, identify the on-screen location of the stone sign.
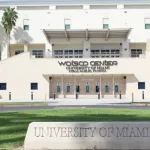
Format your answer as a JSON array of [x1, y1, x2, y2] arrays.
[[58, 60, 118, 73], [24, 122, 150, 149]]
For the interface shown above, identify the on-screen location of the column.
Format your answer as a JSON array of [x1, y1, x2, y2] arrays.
[[100, 76, 101, 95], [24, 44, 28, 52], [112, 76, 115, 95], [122, 40, 130, 57], [61, 76, 64, 96], [83, 41, 90, 58], [45, 42, 52, 58], [1, 44, 9, 60]]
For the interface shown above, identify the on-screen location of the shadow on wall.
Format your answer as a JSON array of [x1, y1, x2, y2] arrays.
[[0, 24, 7, 51], [13, 26, 33, 44], [127, 74, 139, 83]]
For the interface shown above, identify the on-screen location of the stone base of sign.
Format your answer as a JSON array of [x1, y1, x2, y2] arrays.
[[24, 122, 150, 150]]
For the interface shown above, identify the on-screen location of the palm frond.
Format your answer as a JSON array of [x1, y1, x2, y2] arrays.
[[1, 7, 18, 34]]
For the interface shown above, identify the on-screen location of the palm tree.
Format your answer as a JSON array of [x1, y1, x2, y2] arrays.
[[1, 7, 18, 57]]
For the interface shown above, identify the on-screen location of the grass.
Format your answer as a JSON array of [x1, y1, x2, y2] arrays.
[[1, 108, 150, 149], [0, 102, 48, 106]]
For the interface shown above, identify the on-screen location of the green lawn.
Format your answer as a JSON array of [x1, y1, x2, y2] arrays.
[[0, 102, 48, 106], [0, 108, 150, 149]]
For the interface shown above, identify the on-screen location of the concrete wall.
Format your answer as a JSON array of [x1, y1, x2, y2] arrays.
[[0, 52, 149, 100], [0, 4, 150, 59]]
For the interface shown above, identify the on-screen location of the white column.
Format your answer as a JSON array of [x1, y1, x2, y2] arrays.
[[100, 76, 101, 95], [122, 40, 130, 57], [24, 44, 28, 52], [45, 42, 52, 58], [83, 41, 90, 58], [112, 76, 115, 95], [61, 76, 64, 96], [1, 44, 9, 60]]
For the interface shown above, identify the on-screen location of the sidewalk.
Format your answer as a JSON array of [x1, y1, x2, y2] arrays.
[[0, 98, 150, 106]]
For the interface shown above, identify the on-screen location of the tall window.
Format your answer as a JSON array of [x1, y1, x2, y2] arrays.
[[115, 85, 119, 93], [32, 50, 44, 58], [57, 85, 61, 93], [105, 83, 109, 93], [86, 83, 90, 93], [145, 18, 150, 29], [64, 19, 71, 29], [103, 18, 109, 29], [23, 19, 29, 30], [131, 49, 142, 57], [66, 84, 70, 93], [76, 85, 80, 93], [96, 85, 99, 93]]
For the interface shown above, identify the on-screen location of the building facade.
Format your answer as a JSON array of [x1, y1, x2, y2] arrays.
[[0, 0, 150, 100]]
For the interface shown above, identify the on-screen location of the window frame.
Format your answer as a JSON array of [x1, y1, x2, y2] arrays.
[[85, 84, 90, 93], [131, 49, 142, 57], [66, 85, 70, 93], [103, 18, 109, 29], [95, 85, 100, 93], [57, 85, 61, 93], [31, 83, 38, 90], [64, 19, 71, 30], [0, 83, 7, 90], [145, 18, 150, 29], [32, 50, 44, 58], [23, 19, 29, 30], [138, 82, 145, 90]]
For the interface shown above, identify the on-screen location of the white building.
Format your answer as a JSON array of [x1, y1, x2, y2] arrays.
[[0, 0, 150, 100]]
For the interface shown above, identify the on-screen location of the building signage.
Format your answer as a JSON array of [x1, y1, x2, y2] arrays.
[[24, 122, 150, 149], [58, 60, 118, 73]]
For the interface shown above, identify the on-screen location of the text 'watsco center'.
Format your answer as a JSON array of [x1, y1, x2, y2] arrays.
[[0, 0, 150, 100]]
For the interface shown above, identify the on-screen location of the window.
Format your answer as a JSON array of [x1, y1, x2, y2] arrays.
[[57, 85, 61, 93], [91, 49, 120, 58], [145, 18, 150, 29], [54, 50, 63, 58], [115, 85, 119, 93], [76, 85, 80, 93], [138, 82, 145, 89], [54, 49, 83, 58], [131, 49, 142, 57], [64, 19, 71, 29], [0, 83, 6, 90], [31, 83, 38, 90], [111, 49, 120, 57], [23, 19, 29, 30], [32, 50, 44, 58], [96, 85, 99, 93], [105, 84, 109, 93], [86, 83, 90, 93], [66, 85, 70, 93], [101, 49, 110, 57], [15, 50, 24, 55], [74, 50, 83, 58], [103, 18, 109, 29]]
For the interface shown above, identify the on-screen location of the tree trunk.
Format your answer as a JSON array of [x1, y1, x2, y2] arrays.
[[7, 33, 11, 57]]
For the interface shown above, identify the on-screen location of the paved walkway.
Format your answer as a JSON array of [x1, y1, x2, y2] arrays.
[[47, 99, 132, 106], [0, 98, 150, 105]]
